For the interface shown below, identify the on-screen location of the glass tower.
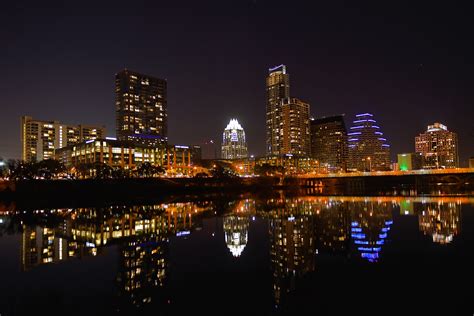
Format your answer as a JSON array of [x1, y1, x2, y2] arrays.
[[347, 113, 391, 171], [266, 65, 290, 156]]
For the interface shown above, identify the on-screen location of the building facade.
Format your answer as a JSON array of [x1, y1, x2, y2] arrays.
[[221, 119, 248, 159], [56, 139, 201, 176], [281, 98, 311, 156], [415, 123, 458, 169], [310, 115, 348, 172], [115, 69, 167, 146], [266, 65, 290, 156], [21, 116, 105, 162], [347, 113, 391, 171]]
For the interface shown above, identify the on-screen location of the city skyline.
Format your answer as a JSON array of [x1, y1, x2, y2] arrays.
[[1, 1, 473, 164]]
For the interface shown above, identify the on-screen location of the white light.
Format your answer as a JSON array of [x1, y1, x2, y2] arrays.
[[225, 119, 243, 131], [105, 137, 117, 140]]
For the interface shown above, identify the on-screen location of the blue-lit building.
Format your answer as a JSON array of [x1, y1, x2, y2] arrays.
[[347, 113, 391, 171]]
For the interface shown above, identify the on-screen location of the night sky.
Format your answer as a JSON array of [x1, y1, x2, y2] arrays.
[[1, 1, 473, 164]]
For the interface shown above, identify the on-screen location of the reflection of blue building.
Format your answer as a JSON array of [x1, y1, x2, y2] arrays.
[[351, 220, 393, 262]]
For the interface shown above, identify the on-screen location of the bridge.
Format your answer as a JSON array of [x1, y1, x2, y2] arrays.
[[296, 168, 474, 195]]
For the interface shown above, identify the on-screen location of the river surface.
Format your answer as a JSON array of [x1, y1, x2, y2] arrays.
[[0, 194, 473, 315]]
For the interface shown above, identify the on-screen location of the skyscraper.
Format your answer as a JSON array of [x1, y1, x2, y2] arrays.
[[281, 97, 311, 156], [415, 123, 458, 169], [221, 119, 248, 159], [266, 65, 290, 156], [115, 69, 167, 147], [21, 116, 105, 162], [310, 115, 348, 172], [347, 113, 390, 171]]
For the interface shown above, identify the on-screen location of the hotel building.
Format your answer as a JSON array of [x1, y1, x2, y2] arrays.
[[415, 123, 458, 169], [21, 116, 105, 162]]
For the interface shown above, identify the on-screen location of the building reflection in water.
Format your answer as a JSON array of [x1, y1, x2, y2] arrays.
[[348, 201, 393, 263], [267, 200, 316, 307], [223, 216, 249, 257], [3, 195, 467, 312], [418, 201, 461, 244], [223, 199, 254, 257]]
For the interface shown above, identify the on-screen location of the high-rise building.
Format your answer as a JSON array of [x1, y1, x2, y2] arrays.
[[221, 119, 248, 159], [281, 97, 311, 156], [266, 65, 290, 156], [310, 115, 348, 172], [347, 113, 391, 171], [415, 123, 458, 169], [115, 69, 167, 147], [21, 116, 105, 162]]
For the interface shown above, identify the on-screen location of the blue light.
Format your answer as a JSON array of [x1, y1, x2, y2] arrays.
[[350, 126, 364, 129], [382, 144, 390, 147], [351, 227, 362, 232], [176, 230, 191, 237], [353, 119, 368, 123], [361, 253, 379, 259], [378, 138, 387, 141], [354, 240, 369, 245], [356, 113, 373, 117], [351, 221, 359, 227], [348, 132, 361, 135], [348, 138, 359, 141], [379, 233, 387, 239], [381, 227, 390, 232], [367, 119, 376, 122], [385, 221, 393, 225], [372, 125, 380, 129], [351, 233, 366, 239], [375, 131, 383, 135], [376, 240, 385, 245]]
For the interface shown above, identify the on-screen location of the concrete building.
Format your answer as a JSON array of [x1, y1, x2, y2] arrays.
[[115, 69, 167, 146], [21, 116, 105, 162]]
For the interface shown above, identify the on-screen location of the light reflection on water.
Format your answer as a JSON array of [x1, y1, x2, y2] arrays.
[[0, 195, 471, 315]]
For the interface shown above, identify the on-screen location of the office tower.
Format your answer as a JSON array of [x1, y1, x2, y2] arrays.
[[221, 119, 248, 159], [115, 69, 167, 146], [21, 116, 105, 162], [266, 65, 290, 156], [347, 113, 391, 171], [281, 97, 311, 156], [415, 123, 458, 169], [310, 115, 348, 172]]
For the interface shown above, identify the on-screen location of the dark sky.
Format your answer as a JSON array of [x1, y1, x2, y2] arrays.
[[1, 0, 473, 164]]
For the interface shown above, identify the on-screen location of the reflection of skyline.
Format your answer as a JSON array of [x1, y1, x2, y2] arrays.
[[418, 202, 461, 244], [3, 195, 466, 312], [268, 210, 316, 307], [223, 215, 249, 257]]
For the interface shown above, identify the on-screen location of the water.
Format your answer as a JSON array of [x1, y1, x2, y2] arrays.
[[0, 194, 473, 315]]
